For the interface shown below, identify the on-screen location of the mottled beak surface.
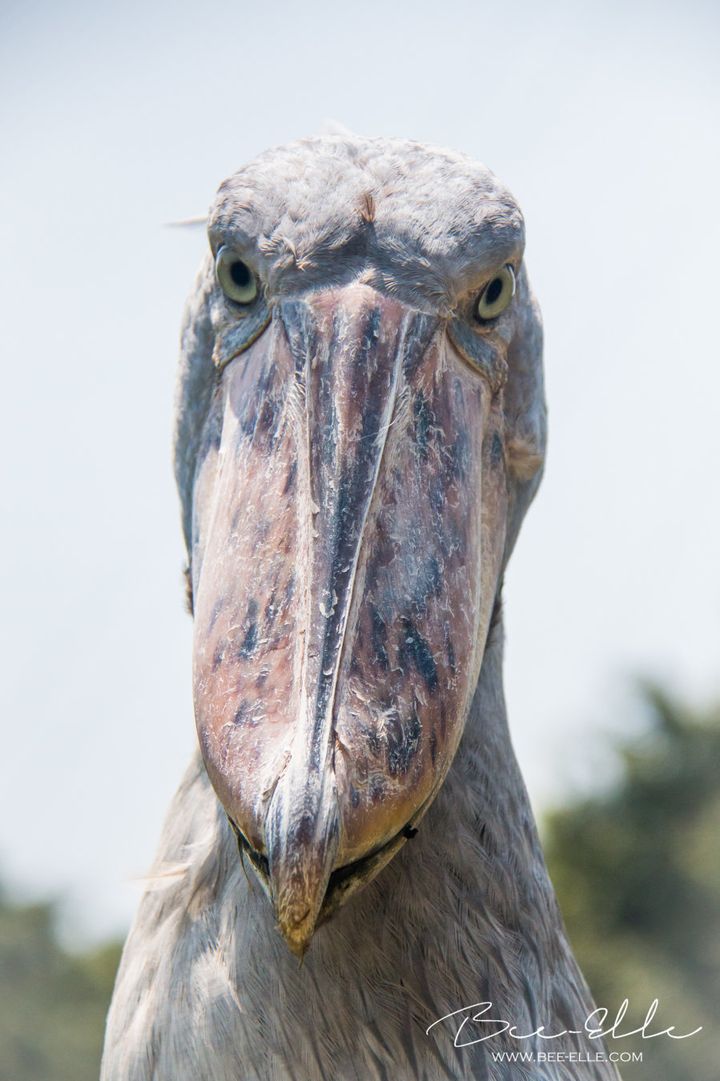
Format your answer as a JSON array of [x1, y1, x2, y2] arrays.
[[191, 283, 508, 954]]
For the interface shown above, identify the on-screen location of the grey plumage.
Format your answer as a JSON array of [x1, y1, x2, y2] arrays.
[[102, 134, 620, 1081]]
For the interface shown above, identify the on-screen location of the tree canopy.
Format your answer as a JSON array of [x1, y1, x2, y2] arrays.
[[0, 891, 121, 1081], [545, 685, 720, 1081]]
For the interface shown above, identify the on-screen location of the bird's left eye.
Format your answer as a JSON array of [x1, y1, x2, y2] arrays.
[[215, 246, 259, 305], [475, 265, 516, 323]]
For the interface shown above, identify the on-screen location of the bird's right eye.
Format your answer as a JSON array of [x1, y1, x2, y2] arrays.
[[215, 246, 259, 305]]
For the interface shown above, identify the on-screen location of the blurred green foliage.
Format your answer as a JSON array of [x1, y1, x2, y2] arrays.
[[0, 892, 121, 1081], [0, 686, 717, 1080], [545, 685, 720, 1081]]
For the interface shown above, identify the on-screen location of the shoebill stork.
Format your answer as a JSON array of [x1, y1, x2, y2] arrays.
[[102, 135, 620, 1081]]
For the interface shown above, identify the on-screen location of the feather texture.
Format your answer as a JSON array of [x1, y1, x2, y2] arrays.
[[102, 626, 619, 1081]]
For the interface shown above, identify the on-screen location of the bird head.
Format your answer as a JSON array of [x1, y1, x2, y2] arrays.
[[175, 135, 546, 956]]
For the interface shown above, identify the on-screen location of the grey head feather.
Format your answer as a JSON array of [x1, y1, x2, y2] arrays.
[[175, 133, 544, 561]]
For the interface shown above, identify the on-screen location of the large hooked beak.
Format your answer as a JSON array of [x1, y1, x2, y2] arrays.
[[191, 283, 508, 955]]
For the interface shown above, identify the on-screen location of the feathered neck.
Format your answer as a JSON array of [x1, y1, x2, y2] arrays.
[[102, 620, 619, 1081]]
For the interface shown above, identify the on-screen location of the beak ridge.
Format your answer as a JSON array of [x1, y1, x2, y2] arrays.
[[264, 287, 427, 952]]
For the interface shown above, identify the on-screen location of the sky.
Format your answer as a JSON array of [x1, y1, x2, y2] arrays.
[[1, 0, 718, 943]]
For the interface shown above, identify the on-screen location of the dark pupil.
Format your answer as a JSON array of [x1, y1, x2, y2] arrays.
[[230, 260, 251, 289], [485, 277, 504, 305]]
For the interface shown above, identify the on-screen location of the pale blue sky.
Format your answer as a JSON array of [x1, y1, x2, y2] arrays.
[[1, 0, 718, 942]]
